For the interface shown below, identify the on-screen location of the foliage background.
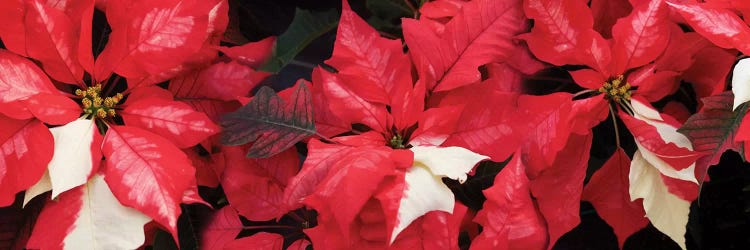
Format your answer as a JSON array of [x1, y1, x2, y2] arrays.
[[221, 1, 750, 249], [1, 0, 749, 249]]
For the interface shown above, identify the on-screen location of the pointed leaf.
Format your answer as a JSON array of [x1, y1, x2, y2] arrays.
[[471, 154, 547, 250], [0, 117, 53, 206], [325, 1, 412, 105], [611, 0, 671, 73], [529, 133, 592, 249], [101, 125, 195, 238], [582, 148, 648, 248], [302, 147, 395, 243], [679, 92, 746, 178], [24, 0, 85, 84], [23, 93, 80, 125], [521, 0, 600, 69], [221, 147, 298, 221], [200, 206, 242, 250], [315, 69, 389, 133], [0, 50, 59, 117], [121, 97, 220, 148], [95, 0, 211, 80], [391, 146, 488, 243], [409, 105, 462, 147], [282, 139, 356, 210], [622, 99, 700, 183], [630, 151, 691, 250], [259, 8, 339, 73], [168, 62, 256, 122], [221, 83, 315, 158], [26, 174, 151, 250], [46, 119, 103, 199], [403, 0, 527, 91], [441, 89, 522, 162], [668, 1, 750, 55], [0, 0, 27, 57], [219, 37, 276, 69]]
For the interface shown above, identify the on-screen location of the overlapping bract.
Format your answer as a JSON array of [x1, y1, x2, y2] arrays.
[[0, 0, 239, 248], [3, 0, 750, 249]]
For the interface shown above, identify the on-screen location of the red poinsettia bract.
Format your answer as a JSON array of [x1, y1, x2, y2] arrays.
[[0, 0, 231, 247], [520, 0, 735, 248]]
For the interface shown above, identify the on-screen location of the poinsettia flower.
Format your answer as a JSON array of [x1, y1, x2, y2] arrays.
[[0, 0, 227, 247], [277, 2, 489, 247], [521, 0, 712, 248]]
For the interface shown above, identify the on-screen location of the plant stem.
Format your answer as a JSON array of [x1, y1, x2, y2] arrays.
[[404, 0, 416, 13], [573, 89, 597, 98], [609, 104, 621, 149]]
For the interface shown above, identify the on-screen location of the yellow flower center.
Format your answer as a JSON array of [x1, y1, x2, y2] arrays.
[[389, 134, 406, 149], [75, 84, 123, 119], [598, 75, 632, 102]]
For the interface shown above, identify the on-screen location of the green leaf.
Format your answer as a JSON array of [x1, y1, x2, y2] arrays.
[[259, 8, 339, 73], [221, 82, 316, 158], [678, 91, 747, 172], [366, 0, 414, 36]]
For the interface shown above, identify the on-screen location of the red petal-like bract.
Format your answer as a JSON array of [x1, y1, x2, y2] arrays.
[[0, 116, 53, 206], [668, 1, 750, 55], [620, 108, 700, 172], [219, 37, 275, 68], [101, 125, 195, 239], [610, 0, 671, 74], [283, 139, 358, 211], [121, 97, 220, 148], [200, 206, 242, 250], [221, 146, 299, 221], [315, 69, 389, 132], [519, 93, 575, 169], [95, 0, 211, 81], [325, 1, 411, 105], [23, 93, 80, 125], [472, 154, 547, 250], [583, 148, 648, 248], [0, 49, 68, 121], [302, 146, 396, 243], [522, 0, 600, 69], [440, 86, 522, 162], [528, 133, 593, 249], [0, 0, 27, 57], [23, 0, 87, 84], [403, 0, 527, 92]]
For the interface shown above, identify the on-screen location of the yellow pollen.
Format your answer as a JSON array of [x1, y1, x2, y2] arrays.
[[77, 84, 123, 119], [599, 75, 632, 102]]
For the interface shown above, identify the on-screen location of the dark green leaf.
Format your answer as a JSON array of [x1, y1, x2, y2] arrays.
[[221, 83, 316, 158], [678, 91, 747, 175], [260, 8, 339, 73], [365, 0, 414, 36]]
